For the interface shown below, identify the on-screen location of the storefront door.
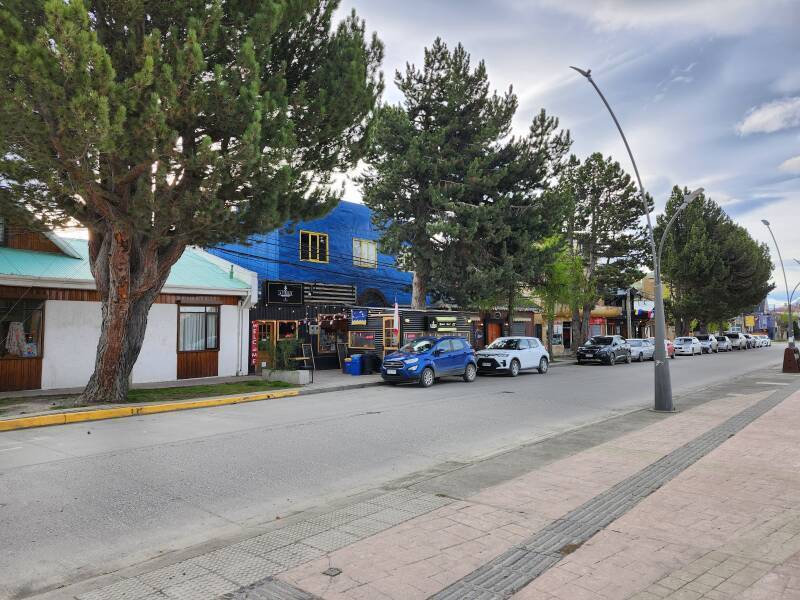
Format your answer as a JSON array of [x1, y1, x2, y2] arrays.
[[383, 317, 398, 356], [256, 321, 276, 372], [487, 322, 502, 345]]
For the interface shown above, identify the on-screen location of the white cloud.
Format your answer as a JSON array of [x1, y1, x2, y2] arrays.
[[778, 155, 800, 174], [736, 97, 800, 135], [532, 0, 798, 34]]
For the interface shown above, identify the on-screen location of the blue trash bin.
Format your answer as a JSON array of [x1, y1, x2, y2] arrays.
[[348, 354, 363, 376]]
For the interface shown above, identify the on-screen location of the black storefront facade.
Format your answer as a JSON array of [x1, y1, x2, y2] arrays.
[[249, 280, 472, 372]]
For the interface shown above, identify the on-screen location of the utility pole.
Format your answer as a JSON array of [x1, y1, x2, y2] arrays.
[[626, 288, 633, 339]]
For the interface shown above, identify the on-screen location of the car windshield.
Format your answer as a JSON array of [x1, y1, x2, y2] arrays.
[[587, 336, 613, 346], [399, 339, 435, 354], [487, 338, 520, 350], [696, 335, 710, 340], [715, 336, 727, 341], [629, 340, 642, 346], [676, 337, 693, 342]]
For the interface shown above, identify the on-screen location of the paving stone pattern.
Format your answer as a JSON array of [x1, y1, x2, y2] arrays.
[[430, 385, 793, 599], [75, 490, 451, 600]]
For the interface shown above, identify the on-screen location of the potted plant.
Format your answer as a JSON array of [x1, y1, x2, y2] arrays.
[[262, 339, 312, 385]]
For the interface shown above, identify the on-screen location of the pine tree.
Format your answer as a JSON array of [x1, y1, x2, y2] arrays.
[[557, 153, 650, 348], [0, 0, 383, 402], [360, 39, 567, 309]]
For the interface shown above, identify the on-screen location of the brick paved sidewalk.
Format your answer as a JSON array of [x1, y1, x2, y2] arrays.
[[275, 386, 800, 600]]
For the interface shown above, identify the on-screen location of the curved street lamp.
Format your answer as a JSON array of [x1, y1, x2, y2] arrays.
[[761, 220, 794, 349], [570, 65, 702, 412]]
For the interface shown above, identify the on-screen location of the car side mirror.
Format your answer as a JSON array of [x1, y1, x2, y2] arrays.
[[433, 349, 442, 356]]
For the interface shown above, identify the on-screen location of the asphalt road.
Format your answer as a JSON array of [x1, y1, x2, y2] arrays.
[[0, 345, 785, 598]]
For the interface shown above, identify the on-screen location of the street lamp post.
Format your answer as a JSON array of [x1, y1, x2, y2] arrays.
[[761, 220, 794, 349], [571, 66, 702, 412]]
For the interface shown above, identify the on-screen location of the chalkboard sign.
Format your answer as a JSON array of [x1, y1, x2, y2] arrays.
[[301, 343, 315, 370], [336, 342, 348, 369]]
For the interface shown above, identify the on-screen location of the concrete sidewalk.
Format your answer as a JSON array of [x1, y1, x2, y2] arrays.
[[51, 369, 800, 600]]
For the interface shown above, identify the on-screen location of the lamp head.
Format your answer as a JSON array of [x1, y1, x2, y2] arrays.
[[761, 219, 770, 227], [569, 66, 592, 78]]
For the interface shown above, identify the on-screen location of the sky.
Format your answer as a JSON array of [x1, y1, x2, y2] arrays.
[[337, 0, 800, 308]]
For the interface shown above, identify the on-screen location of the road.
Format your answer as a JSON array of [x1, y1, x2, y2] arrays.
[[0, 346, 784, 598]]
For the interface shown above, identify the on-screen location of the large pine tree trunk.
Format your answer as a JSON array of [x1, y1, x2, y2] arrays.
[[571, 306, 581, 352], [80, 228, 184, 404], [546, 315, 554, 356], [411, 264, 428, 309], [581, 302, 592, 344]]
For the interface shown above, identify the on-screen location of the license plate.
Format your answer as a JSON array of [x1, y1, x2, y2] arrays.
[[481, 361, 491, 366], [386, 369, 397, 375], [585, 353, 593, 358]]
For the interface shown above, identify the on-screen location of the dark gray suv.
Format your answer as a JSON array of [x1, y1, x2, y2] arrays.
[[577, 335, 631, 365]]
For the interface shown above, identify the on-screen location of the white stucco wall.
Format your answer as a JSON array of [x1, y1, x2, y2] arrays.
[[131, 303, 177, 384], [41, 300, 102, 389], [218, 303, 243, 377], [41, 299, 247, 390]]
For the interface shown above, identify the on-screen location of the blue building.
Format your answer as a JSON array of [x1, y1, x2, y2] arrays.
[[209, 201, 412, 307]]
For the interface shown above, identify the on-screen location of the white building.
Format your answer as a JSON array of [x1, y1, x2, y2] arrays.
[[0, 225, 257, 392]]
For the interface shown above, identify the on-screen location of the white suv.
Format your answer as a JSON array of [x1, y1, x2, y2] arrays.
[[476, 336, 550, 376]]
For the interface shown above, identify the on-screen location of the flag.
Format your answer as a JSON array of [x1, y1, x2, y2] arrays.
[[393, 301, 400, 339]]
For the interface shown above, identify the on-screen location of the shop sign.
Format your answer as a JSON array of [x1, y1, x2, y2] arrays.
[[745, 315, 755, 327], [265, 281, 304, 305], [589, 317, 605, 325], [351, 309, 368, 325], [404, 331, 422, 344], [426, 315, 458, 332], [250, 321, 259, 365]]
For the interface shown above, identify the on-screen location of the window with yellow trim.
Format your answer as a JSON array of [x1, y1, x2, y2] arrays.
[[300, 230, 329, 263], [353, 238, 377, 268]]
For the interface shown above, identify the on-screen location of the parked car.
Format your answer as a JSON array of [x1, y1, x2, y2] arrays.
[[381, 336, 477, 387], [577, 335, 631, 365], [743, 333, 756, 349], [715, 335, 733, 352], [759, 334, 772, 347], [724, 331, 748, 350], [695, 334, 719, 354], [475, 336, 550, 376], [674, 336, 702, 356], [647, 337, 676, 359], [628, 338, 655, 362]]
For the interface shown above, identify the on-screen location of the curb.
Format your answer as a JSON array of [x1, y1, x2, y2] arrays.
[[0, 389, 299, 432]]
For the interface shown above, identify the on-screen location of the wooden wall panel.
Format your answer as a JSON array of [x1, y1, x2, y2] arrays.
[[0, 358, 42, 392], [5, 229, 61, 254], [0, 286, 240, 305], [177, 350, 219, 380]]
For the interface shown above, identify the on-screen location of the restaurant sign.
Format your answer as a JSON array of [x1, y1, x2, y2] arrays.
[[426, 315, 458, 333], [265, 281, 304, 305], [351, 309, 368, 326]]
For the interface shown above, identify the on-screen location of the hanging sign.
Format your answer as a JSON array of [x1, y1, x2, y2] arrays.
[[265, 281, 304, 305], [351, 309, 368, 326], [250, 321, 259, 366], [309, 323, 320, 335]]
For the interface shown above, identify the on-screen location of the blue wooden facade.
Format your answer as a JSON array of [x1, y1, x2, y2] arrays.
[[209, 201, 413, 306]]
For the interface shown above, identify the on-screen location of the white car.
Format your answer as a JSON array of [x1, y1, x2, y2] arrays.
[[759, 335, 772, 347], [715, 335, 733, 352], [628, 338, 655, 362], [674, 336, 702, 356], [724, 331, 748, 350], [695, 334, 718, 354], [476, 336, 550, 376]]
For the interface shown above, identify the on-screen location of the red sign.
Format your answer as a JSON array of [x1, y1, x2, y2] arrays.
[[250, 321, 259, 365], [589, 317, 605, 325]]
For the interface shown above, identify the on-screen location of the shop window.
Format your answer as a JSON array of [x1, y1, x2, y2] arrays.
[[0, 299, 44, 358], [403, 331, 423, 345], [349, 330, 377, 349], [383, 317, 399, 348], [178, 306, 219, 351], [300, 230, 328, 263], [318, 326, 347, 354], [353, 238, 377, 268], [278, 320, 298, 339]]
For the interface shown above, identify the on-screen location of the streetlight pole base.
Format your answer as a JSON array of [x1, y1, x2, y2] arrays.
[[649, 408, 679, 413], [783, 347, 800, 373]]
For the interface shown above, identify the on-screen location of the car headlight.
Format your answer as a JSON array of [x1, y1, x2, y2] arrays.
[[493, 352, 509, 357], [404, 358, 419, 365], [408, 365, 418, 371]]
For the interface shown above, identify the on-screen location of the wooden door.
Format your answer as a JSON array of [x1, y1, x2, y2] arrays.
[[256, 321, 276, 372], [383, 317, 398, 356], [487, 322, 502, 345]]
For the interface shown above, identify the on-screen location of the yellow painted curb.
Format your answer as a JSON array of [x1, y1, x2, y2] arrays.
[[0, 389, 299, 432]]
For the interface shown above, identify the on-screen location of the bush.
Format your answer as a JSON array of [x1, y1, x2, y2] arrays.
[[274, 339, 300, 370]]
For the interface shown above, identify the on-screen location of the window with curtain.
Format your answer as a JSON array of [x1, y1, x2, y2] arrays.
[[352, 238, 377, 268], [178, 306, 219, 351], [0, 299, 44, 358]]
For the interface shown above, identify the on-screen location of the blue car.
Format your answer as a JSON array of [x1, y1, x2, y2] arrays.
[[381, 336, 478, 387]]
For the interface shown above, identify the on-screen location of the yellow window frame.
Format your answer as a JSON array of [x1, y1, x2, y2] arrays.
[[353, 237, 377, 269], [300, 230, 329, 263]]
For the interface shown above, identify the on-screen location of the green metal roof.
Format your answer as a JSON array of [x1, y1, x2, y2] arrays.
[[0, 238, 250, 291]]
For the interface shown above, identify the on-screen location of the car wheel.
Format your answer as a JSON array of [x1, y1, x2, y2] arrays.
[[463, 363, 477, 383], [509, 359, 520, 377], [538, 357, 549, 374], [670, 352, 675, 359], [626, 353, 632, 364], [419, 367, 435, 388], [576, 359, 583, 365], [637, 352, 644, 362], [607, 355, 615, 366]]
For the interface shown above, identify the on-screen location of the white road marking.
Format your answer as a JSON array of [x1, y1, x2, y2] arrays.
[[0, 446, 23, 452], [755, 381, 790, 386]]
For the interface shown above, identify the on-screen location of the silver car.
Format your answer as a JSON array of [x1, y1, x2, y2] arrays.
[[715, 335, 733, 352], [674, 336, 702, 356], [628, 338, 655, 362], [724, 331, 748, 350], [695, 334, 718, 354]]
